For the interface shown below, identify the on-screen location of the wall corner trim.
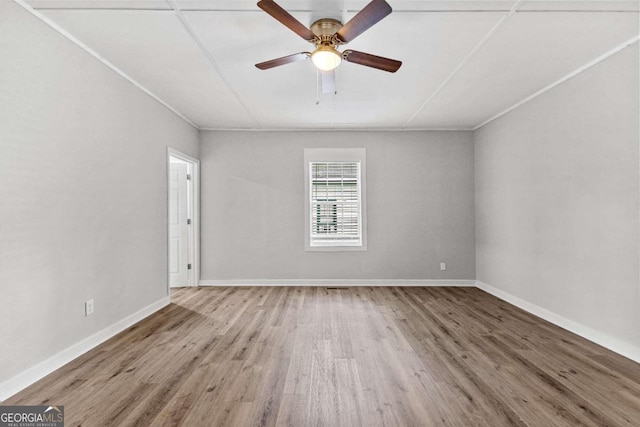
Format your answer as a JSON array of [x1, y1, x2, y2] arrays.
[[475, 280, 640, 364], [0, 296, 170, 402]]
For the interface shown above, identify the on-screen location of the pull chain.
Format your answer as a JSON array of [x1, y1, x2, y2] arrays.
[[316, 68, 320, 105]]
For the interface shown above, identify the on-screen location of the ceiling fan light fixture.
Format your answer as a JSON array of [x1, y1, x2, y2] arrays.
[[311, 46, 342, 71]]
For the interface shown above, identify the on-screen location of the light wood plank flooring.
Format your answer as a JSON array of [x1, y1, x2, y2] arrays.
[[5, 287, 640, 426]]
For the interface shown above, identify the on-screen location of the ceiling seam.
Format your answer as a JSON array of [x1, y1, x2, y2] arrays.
[[402, 0, 524, 129], [341, 0, 349, 31], [473, 34, 640, 131], [12, 0, 201, 130], [166, 0, 262, 129]]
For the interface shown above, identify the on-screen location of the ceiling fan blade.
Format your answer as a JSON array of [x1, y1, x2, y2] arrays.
[[336, 0, 392, 43], [257, 0, 316, 42], [343, 50, 401, 73], [320, 70, 336, 94], [255, 52, 310, 70]]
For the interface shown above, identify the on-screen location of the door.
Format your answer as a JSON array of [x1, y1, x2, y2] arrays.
[[169, 162, 189, 287]]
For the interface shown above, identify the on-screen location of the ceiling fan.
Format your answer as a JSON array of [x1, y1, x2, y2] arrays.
[[255, 0, 402, 92]]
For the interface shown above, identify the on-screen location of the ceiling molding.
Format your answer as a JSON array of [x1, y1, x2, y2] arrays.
[[403, 0, 523, 129], [198, 127, 473, 132], [166, 0, 262, 128], [13, 0, 200, 129], [29, 7, 639, 13], [20, 0, 638, 132], [473, 34, 640, 131]]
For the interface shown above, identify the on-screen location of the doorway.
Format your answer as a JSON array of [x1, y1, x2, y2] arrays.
[[167, 148, 200, 290]]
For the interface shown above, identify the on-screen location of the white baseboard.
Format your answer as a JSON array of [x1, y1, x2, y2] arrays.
[[198, 279, 476, 286], [475, 281, 640, 363], [4, 281, 638, 401], [0, 296, 170, 402]]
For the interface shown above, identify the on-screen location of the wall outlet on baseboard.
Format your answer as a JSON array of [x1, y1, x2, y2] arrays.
[[440, 262, 446, 271], [85, 299, 94, 316]]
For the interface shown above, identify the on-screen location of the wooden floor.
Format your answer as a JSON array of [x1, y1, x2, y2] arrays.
[[6, 287, 640, 426]]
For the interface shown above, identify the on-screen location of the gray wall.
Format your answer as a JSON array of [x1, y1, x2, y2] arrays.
[[0, 2, 199, 385], [199, 131, 475, 281], [475, 46, 640, 350]]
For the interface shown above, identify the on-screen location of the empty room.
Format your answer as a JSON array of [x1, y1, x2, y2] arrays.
[[1, 0, 639, 425]]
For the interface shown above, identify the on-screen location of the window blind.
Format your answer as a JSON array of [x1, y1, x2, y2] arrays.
[[309, 161, 361, 246]]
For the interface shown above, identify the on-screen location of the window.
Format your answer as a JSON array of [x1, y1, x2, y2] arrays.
[[304, 149, 366, 250]]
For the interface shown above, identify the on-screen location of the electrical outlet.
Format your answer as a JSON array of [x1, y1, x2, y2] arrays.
[[440, 262, 446, 271], [85, 299, 94, 316]]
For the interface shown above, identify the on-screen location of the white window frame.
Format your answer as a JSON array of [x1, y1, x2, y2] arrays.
[[304, 148, 367, 251]]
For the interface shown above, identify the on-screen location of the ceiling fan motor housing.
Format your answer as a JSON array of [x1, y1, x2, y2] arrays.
[[310, 18, 342, 37], [310, 18, 344, 47]]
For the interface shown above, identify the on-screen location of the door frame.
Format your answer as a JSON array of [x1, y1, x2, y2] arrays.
[[167, 147, 200, 292]]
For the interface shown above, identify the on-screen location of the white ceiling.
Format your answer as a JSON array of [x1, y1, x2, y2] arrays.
[[24, 0, 640, 130]]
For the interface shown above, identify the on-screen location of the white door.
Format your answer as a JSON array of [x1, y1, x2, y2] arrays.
[[169, 163, 189, 287]]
